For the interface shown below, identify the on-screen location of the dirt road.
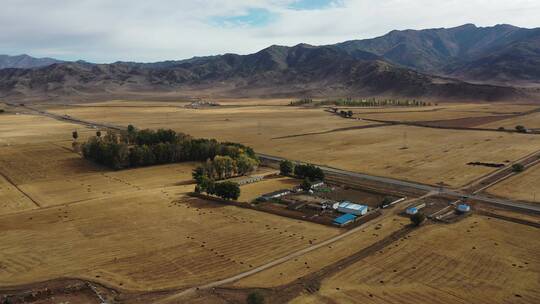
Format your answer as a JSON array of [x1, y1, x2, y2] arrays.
[[154, 195, 427, 304]]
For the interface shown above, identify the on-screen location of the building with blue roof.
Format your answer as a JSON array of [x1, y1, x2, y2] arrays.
[[406, 207, 418, 215], [457, 204, 471, 213], [333, 213, 357, 226], [337, 201, 368, 215]]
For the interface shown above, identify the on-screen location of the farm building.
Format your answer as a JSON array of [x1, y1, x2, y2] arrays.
[[406, 202, 425, 215], [258, 189, 291, 202], [333, 213, 357, 226], [337, 201, 368, 216], [457, 204, 471, 213], [311, 181, 325, 188], [406, 207, 418, 215], [229, 175, 264, 185]]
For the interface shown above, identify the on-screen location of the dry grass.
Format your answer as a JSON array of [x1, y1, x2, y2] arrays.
[[233, 215, 409, 288], [350, 103, 539, 121], [0, 113, 94, 146], [239, 177, 300, 202], [264, 126, 540, 187], [291, 216, 540, 304], [0, 187, 337, 291], [487, 165, 540, 203], [43, 103, 540, 187], [0, 174, 37, 215], [481, 112, 540, 130], [0, 118, 340, 292]]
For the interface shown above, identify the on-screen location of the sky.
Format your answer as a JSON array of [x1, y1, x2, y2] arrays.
[[1, 0, 539, 63]]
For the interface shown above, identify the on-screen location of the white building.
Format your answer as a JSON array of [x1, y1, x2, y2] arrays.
[[337, 201, 368, 216]]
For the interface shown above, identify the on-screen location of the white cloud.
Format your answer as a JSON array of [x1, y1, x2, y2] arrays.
[[0, 0, 538, 63]]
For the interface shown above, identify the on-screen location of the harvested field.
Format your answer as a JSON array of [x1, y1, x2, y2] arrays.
[[43, 103, 540, 187], [232, 215, 410, 288], [0, 143, 101, 185], [0, 113, 94, 146], [0, 174, 37, 215], [411, 115, 514, 128], [351, 104, 539, 121], [266, 126, 540, 187], [0, 185, 338, 292], [291, 216, 540, 304], [239, 176, 300, 202], [0, 115, 341, 293], [45, 104, 372, 141], [487, 164, 540, 203], [481, 112, 540, 130]]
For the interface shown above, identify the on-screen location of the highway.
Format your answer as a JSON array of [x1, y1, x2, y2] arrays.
[[257, 153, 540, 213], [10, 102, 540, 213]]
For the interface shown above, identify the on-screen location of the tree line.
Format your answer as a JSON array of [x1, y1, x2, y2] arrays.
[[280, 160, 325, 181], [81, 125, 259, 172], [289, 97, 433, 107]]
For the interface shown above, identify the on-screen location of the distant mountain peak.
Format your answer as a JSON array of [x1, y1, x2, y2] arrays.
[[0, 54, 64, 69]]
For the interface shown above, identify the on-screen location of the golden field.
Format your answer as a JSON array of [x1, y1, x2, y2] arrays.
[[44, 102, 540, 187], [291, 216, 540, 304], [1, 100, 539, 304], [0, 114, 340, 292], [481, 112, 540, 130], [487, 165, 540, 203]]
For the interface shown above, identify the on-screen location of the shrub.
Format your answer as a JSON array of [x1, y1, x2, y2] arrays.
[[294, 164, 324, 181], [512, 163, 525, 172], [247, 292, 265, 304], [279, 160, 294, 176], [214, 181, 240, 200], [301, 178, 313, 191], [410, 212, 425, 227], [515, 125, 527, 133], [380, 196, 394, 208]]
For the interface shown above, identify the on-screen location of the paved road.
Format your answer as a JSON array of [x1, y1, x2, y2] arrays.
[[10, 103, 540, 213], [257, 153, 540, 213]]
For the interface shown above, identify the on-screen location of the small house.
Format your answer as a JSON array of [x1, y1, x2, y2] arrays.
[[337, 201, 368, 216], [406, 207, 418, 215], [457, 204, 471, 213], [311, 181, 324, 189], [258, 189, 291, 201], [333, 213, 357, 226]]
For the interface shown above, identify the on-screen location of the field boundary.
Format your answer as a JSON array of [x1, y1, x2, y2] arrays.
[[0, 169, 41, 208]]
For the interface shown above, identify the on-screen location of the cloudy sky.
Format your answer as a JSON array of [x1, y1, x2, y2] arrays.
[[2, 0, 539, 63]]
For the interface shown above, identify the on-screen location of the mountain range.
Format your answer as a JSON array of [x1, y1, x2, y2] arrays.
[[0, 24, 538, 102], [0, 54, 64, 70]]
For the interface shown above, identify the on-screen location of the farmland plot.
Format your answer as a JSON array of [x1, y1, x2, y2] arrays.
[[43, 103, 540, 187], [291, 216, 540, 304]]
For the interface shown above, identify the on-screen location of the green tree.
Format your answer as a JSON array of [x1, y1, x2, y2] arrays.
[[247, 292, 265, 304], [236, 153, 258, 175], [215, 181, 240, 200], [515, 125, 527, 133], [213, 155, 236, 179], [512, 163, 525, 172], [380, 196, 394, 208], [294, 164, 324, 181], [72, 130, 78, 141], [410, 212, 425, 227], [279, 160, 294, 176], [96, 130, 102, 138], [301, 178, 313, 191]]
